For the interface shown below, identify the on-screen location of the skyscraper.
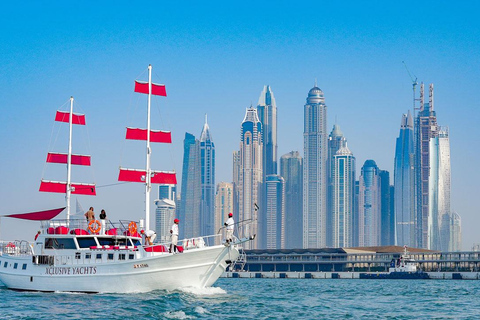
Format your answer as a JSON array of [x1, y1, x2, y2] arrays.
[[154, 198, 176, 243], [331, 144, 355, 248], [428, 127, 451, 251], [449, 212, 462, 251], [215, 182, 233, 244], [265, 174, 285, 249], [415, 83, 438, 248], [303, 86, 328, 248], [257, 85, 278, 176], [394, 111, 415, 247], [234, 107, 263, 249], [327, 124, 347, 247], [358, 160, 381, 247], [280, 151, 303, 249], [200, 115, 215, 237], [379, 170, 394, 246], [179, 132, 201, 238]]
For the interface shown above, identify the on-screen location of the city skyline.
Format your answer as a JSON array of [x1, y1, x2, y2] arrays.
[[1, 2, 479, 250]]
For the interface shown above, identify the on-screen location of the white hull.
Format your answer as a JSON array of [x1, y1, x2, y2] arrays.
[[0, 244, 239, 293]]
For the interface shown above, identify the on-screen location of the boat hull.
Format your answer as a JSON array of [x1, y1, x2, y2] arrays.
[[0, 245, 239, 293]]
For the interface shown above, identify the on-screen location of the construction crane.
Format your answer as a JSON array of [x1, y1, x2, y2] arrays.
[[402, 61, 419, 115]]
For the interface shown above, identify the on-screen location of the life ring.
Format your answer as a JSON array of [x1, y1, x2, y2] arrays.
[[128, 221, 137, 235], [88, 220, 101, 234]]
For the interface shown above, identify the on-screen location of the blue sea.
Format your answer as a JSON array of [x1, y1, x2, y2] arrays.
[[1, 278, 479, 319]]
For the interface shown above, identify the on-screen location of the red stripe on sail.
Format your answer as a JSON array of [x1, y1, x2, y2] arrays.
[[55, 111, 86, 125], [125, 128, 172, 143], [119, 168, 176, 184], [134, 81, 167, 97], [40, 180, 96, 195], [46, 153, 91, 166], [3, 207, 65, 221]]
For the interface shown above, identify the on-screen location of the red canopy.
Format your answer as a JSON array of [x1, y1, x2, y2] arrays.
[[2, 207, 65, 221]]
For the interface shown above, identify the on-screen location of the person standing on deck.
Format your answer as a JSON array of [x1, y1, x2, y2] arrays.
[[85, 207, 95, 221], [170, 218, 179, 253], [99, 209, 107, 234], [225, 213, 234, 243]]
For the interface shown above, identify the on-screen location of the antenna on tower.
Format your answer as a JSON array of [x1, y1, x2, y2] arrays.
[[402, 61, 420, 116]]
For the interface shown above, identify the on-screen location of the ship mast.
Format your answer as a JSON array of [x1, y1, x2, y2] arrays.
[[145, 65, 153, 230], [66, 96, 74, 221]]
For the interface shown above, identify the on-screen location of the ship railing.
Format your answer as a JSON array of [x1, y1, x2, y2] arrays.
[[217, 218, 255, 244], [39, 219, 141, 236], [0, 240, 33, 256], [180, 234, 223, 250]]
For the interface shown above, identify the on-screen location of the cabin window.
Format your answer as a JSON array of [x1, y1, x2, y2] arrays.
[[85, 253, 91, 259], [14, 263, 18, 269], [98, 238, 116, 246], [75, 252, 81, 259], [45, 238, 76, 250], [22, 264, 27, 270], [3, 262, 7, 268], [107, 253, 114, 260], [77, 237, 97, 249], [96, 254, 102, 260], [129, 254, 134, 260], [119, 254, 126, 260]]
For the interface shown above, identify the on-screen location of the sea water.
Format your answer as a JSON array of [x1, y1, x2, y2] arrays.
[[1, 278, 479, 319]]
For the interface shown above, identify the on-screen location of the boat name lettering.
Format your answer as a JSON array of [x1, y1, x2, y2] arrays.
[[45, 266, 97, 275], [134, 264, 149, 269]]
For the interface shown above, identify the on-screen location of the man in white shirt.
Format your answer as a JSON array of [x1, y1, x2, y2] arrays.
[[224, 213, 234, 243], [141, 229, 156, 245], [170, 218, 179, 253]]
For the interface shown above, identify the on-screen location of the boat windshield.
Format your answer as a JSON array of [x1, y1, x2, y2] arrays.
[[45, 238, 77, 250], [97, 237, 130, 246], [77, 237, 97, 248]]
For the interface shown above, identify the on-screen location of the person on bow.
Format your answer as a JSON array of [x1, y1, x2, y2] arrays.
[[141, 229, 156, 246], [170, 218, 180, 253], [224, 213, 234, 244]]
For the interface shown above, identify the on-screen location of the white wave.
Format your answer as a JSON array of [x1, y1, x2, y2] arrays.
[[163, 310, 193, 319], [194, 306, 207, 314], [179, 286, 227, 295]]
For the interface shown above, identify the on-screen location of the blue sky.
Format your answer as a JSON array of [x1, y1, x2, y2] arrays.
[[1, 1, 479, 249]]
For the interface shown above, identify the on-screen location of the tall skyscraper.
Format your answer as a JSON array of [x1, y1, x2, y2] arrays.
[[428, 127, 451, 251], [394, 111, 415, 247], [154, 198, 176, 243], [234, 107, 263, 249], [358, 160, 381, 247], [415, 83, 438, 248], [327, 124, 347, 247], [280, 151, 303, 249], [265, 174, 285, 249], [353, 180, 360, 247], [215, 182, 233, 244], [449, 211, 462, 251], [200, 115, 215, 237], [303, 85, 328, 248], [179, 132, 201, 238], [331, 144, 355, 248], [159, 184, 176, 201], [379, 170, 394, 246], [257, 85, 278, 176]]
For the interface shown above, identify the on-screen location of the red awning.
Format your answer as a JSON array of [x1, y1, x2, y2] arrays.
[[126, 127, 172, 143], [134, 80, 167, 97], [46, 152, 91, 166], [39, 180, 96, 196], [2, 207, 65, 221], [118, 168, 177, 184], [55, 111, 86, 125]]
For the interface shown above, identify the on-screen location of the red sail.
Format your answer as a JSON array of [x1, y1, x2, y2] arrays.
[[3, 207, 65, 221], [126, 127, 172, 143], [39, 180, 96, 195], [46, 153, 91, 166], [134, 80, 167, 97], [55, 111, 86, 125], [118, 168, 177, 184]]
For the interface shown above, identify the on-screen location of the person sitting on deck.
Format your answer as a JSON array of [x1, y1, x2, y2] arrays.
[[141, 229, 156, 246]]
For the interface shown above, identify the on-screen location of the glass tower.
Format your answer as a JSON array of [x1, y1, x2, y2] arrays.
[[200, 115, 215, 237], [303, 86, 328, 248], [358, 160, 381, 247], [257, 85, 278, 176], [394, 111, 415, 247], [280, 151, 303, 249]]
